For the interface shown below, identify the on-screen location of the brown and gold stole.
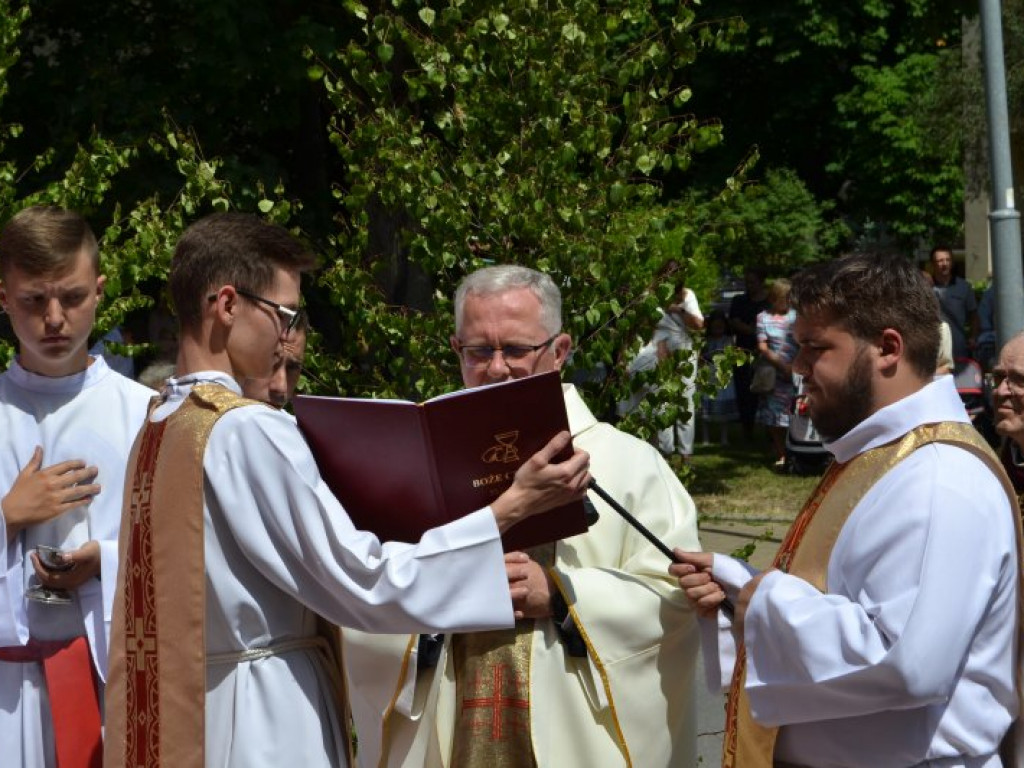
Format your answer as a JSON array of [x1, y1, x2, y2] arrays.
[[447, 543, 558, 768], [104, 384, 255, 768], [722, 421, 1023, 768]]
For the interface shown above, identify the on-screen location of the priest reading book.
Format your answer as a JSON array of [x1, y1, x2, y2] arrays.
[[340, 264, 703, 768]]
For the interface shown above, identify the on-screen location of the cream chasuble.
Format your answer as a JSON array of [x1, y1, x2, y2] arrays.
[[343, 384, 701, 768]]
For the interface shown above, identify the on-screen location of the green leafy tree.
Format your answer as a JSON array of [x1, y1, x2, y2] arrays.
[[0, 1, 236, 368], [2, 0, 339, 229], [713, 167, 849, 272], [686, 0, 975, 247], [308, 0, 743, 441], [832, 53, 964, 244]]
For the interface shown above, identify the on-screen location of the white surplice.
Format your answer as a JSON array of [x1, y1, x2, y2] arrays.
[[149, 373, 515, 768], [343, 384, 702, 768], [702, 375, 1019, 768], [0, 357, 153, 768]]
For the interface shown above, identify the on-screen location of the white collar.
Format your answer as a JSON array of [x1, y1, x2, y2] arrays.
[[5, 355, 110, 394], [150, 370, 240, 422], [163, 371, 241, 399]]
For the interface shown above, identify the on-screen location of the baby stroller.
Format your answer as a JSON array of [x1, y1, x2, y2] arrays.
[[954, 357, 998, 447], [784, 375, 831, 475]]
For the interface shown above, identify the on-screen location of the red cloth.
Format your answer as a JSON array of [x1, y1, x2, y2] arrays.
[[0, 635, 103, 768]]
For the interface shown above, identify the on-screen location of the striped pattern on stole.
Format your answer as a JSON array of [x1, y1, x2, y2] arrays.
[[722, 421, 1023, 768]]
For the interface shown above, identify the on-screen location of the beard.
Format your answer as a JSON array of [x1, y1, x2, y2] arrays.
[[807, 345, 875, 443]]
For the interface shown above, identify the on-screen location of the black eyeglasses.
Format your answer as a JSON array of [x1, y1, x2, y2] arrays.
[[455, 334, 558, 368], [208, 288, 304, 335], [992, 369, 1024, 396]]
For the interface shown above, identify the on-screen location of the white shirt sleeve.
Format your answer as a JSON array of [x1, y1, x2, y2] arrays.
[[742, 445, 1017, 727], [682, 288, 703, 322], [204, 405, 515, 634], [696, 553, 758, 692]]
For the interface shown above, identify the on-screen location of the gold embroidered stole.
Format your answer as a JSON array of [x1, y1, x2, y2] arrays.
[[104, 384, 254, 768], [449, 544, 556, 768], [722, 421, 1023, 768]]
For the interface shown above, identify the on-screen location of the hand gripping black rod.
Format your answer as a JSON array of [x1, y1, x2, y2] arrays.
[[588, 478, 735, 620]]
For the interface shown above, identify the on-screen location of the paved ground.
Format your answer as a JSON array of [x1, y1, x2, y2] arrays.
[[693, 519, 786, 764]]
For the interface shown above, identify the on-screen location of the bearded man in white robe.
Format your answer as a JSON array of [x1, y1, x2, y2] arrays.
[[343, 264, 702, 768], [673, 252, 1021, 768]]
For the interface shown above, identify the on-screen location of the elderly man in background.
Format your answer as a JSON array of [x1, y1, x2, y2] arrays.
[[674, 252, 1020, 767], [993, 331, 1024, 497], [342, 264, 702, 768]]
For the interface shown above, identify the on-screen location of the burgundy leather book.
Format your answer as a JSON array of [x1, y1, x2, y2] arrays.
[[292, 371, 587, 551]]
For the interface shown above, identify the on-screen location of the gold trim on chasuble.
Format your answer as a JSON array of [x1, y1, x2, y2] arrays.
[[547, 567, 633, 768], [722, 421, 1022, 768], [376, 545, 634, 768], [104, 385, 255, 768]]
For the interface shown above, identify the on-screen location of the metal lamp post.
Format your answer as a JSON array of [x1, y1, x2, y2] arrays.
[[979, 0, 1024, 345]]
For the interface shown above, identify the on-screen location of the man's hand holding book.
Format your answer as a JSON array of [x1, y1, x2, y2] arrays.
[[489, 430, 591, 534]]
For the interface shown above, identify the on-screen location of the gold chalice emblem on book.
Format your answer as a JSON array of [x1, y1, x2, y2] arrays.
[[482, 431, 520, 464]]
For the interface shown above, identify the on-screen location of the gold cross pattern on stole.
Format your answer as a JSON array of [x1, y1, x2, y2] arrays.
[[126, 616, 157, 670], [129, 479, 153, 525]]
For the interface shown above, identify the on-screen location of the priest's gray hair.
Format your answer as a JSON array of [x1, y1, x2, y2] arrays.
[[454, 265, 562, 336]]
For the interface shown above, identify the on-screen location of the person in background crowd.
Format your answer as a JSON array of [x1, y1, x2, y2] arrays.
[[88, 326, 134, 379], [976, 283, 996, 370], [653, 265, 704, 460], [728, 267, 769, 439], [929, 246, 977, 361], [920, 269, 954, 377], [754, 278, 797, 468], [992, 331, 1024, 498], [699, 309, 737, 446]]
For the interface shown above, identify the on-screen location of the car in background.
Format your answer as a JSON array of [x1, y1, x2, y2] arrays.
[[709, 275, 745, 317]]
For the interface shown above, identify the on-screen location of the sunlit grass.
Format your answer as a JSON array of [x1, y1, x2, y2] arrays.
[[684, 424, 822, 521]]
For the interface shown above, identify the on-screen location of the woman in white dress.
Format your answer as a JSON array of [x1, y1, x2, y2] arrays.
[[654, 274, 704, 458]]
